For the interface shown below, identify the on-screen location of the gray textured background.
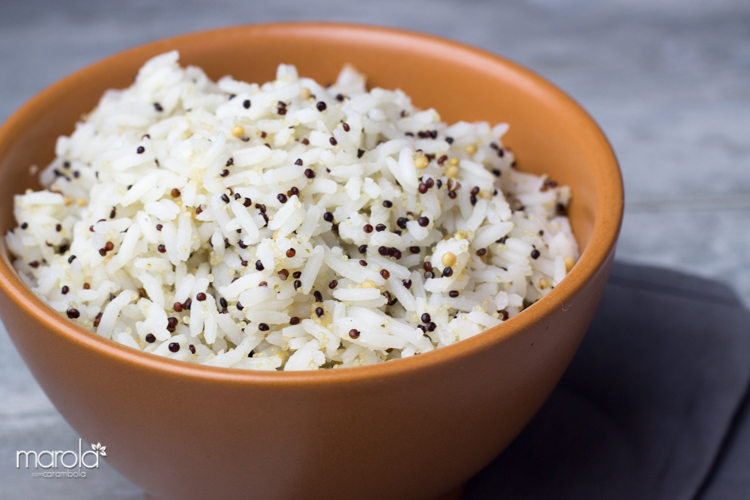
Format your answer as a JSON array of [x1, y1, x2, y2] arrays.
[[1, 0, 748, 498]]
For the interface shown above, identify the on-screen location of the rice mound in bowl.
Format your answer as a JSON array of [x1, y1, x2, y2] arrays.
[[6, 51, 578, 371]]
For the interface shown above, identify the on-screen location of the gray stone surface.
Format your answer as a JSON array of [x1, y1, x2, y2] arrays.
[[1, 0, 748, 498]]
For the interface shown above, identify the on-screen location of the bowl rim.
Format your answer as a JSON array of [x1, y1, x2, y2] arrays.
[[0, 22, 623, 386]]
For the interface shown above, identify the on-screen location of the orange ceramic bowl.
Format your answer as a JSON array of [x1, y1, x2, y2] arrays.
[[0, 23, 622, 500]]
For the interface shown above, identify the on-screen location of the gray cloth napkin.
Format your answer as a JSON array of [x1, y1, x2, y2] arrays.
[[463, 262, 750, 500]]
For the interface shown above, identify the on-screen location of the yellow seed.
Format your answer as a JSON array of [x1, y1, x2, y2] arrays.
[[564, 257, 575, 273], [445, 165, 459, 179], [361, 280, 375, 289], [478, 190, 492, 200], [539, 278, 549, 289], [449, 157, 459, 166], [299, 87, 312, 100], [76, 198, 87, 207], [455, 230, 468, 240], [63, 196, 73, 207], [441, 252, 457, 267], [414, 156, 429, 170], [464, 144, 477, 155], [231, 125, 244, 137]]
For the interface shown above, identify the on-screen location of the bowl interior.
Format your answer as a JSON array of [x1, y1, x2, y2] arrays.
[[0, 24, 622, 379]]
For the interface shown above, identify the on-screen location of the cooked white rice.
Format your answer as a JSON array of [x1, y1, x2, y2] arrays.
[[6, 51, 578, 371]]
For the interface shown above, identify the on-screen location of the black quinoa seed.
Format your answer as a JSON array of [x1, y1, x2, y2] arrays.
[[442, 267, 453, 277], [364, 224, 373, 233], [137, 146, 145, 154], [323, 212, 334, 222], [286, 248, 296, 258], [418, 217, 429, 227], [329, 280, 338, 289], [380, 269, 390, 279], [357, 149, 365, 158], [315, 307, 324, 317], [277, 193, 288, 204], [168, 342, 180, 353], [349, 329, 360, 339], [259, 323, 270, 331], [446, 137, 454, 144], [221, 169, 230, 177], [397, 217, 408, 229], [314, 291, 323, 302], [375, 224, 386, 232], [316, 101, 327, 112], [156, 224, 163, 231], [68, 255, 77, 264], [476, 248, 487, 256], [66, 308, 80, 319], [382, 200, 393, 208], [403, 279, 412, 289], [294, 280, 302, 290], [421, 313, 431, 324], [342, 122, 350, 132], [304, 168, 315, 179], [410, 246, 420, 254], [243, 197, 252, 207], [359, 260, 368, 267], [20, 222, 28, 229], [295, 158, 303, 166], [255, 260, 264, 271], [61, 285, 69, 294], [290, 317, 300, 325], [470, 195, 478, 206], [449, 290, 459, 298], [145, 333, 156, 343], [427, 322, 437, 332], [531, 249, 541, 259], [243, 99, 251, 109], [358, 245, 368, 254], [378, 246, 388, 256], [329, 137, 337, 146], [154, 102, 163, 112], [423, 262, 433, 272], [189, 344, 196, 354], [293, 271, 302, 279], [157, 244, 166, 253]]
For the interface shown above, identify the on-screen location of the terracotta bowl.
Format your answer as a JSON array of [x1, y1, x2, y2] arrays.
[[0, 23, 622, 500]]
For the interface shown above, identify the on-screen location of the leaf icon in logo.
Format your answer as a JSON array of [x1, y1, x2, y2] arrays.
[[91, 443, 97, 451], [99, 445, 107, 457]]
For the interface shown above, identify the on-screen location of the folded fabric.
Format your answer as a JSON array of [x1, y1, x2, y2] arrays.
[[464, 262, 750, 500]]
